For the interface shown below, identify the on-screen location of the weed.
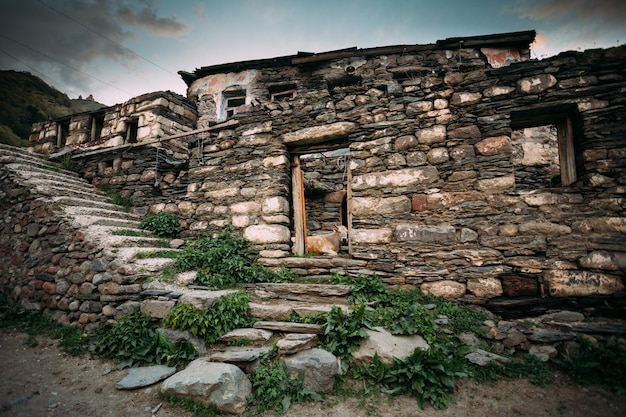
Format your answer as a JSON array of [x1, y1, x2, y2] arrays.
[[250, 344, 323, 413], [554, 336, 626, 393], [162, 395, 219, 417], [59, 155, 77, 171], [140, 211, 181, 238], [109, 192, 132, 210], [111, 229, 148, 237], [162, 292, 253, 345], [87, 309, 197, 369], [319, 304, 371, 373]]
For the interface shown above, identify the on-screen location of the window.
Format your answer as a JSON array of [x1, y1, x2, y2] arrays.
[[56, 120, 69, 148], [269, 83, 296, 101], [222, 86, 246, 120], [91, 113, 104, 142], [511, 107, 578, 187], [125, 118, 139, 144]]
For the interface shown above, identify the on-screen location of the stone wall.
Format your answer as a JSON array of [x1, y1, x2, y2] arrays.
[[175, 40, 626, 313]]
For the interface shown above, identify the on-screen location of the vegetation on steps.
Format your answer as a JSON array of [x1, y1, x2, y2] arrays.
[[2, 223, 626, 414]]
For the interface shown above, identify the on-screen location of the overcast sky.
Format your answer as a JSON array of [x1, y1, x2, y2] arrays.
[[0, 0, 624, 106]]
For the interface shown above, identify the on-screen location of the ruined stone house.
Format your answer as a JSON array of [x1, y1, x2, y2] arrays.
[[20, 30, 626, 316]]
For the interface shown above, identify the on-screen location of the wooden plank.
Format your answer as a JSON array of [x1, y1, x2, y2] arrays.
[[558, 116, 577, 186], [292, 155, 306, 255], [347, 155, 353, 255]]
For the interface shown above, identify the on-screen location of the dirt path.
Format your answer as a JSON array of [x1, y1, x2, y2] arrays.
[[1, 330, 624, 417]]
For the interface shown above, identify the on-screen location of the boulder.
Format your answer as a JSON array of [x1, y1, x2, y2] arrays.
[[352, 327, 429, 365], [284, 349, 339, 394], [161, 359, 251, 415]]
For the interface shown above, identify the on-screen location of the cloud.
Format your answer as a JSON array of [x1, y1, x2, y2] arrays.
[[116, 2, 188, 36], [0, 0, 187, 99], [517, 0, 626, 26]]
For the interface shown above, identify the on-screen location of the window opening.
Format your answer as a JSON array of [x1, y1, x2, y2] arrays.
[[125, 118, 139, 144], [269, 83, 297, 101], [91, 113, 105, 142], [56, 120, 69, 148], [291, 146, 351, 256], [222, 87, 247, 119], [511, 108, 578, 187]]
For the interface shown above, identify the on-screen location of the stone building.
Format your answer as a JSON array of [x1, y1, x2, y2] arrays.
[[24, 30, 626, 314]]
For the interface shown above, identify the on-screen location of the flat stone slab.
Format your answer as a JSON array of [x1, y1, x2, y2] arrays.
[[115, 365, 176, 390], [465, 348, 511, 367], [277, 333, 318, 355], [218, 328, 273, 342], [178, 289, 238, 309], [253, 321, 324, 334], [208, 346, 271, 363]]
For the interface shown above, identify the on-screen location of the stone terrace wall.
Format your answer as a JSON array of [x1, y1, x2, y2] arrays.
[[175, 44, 625, 314]]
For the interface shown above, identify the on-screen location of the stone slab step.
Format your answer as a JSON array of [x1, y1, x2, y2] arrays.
[[245, 282, 351, 305], [0, 147, 80, 176], [258, 256, 369, 269], [3, 160, 80, 181], [207, 346, 270, 363], [5, 163, 92, 187], [177, 289, 239, 309], [218, 328, 274, 343], [249, 301, 347, 321], [133, 258, 176, 272], [253, 321, 324, 334], [37, 184, 111, 202], [277, 333, 318, 355], [73, 215, 139, 229], [64, 206, 141, 222], [52, 196, 131, 211]]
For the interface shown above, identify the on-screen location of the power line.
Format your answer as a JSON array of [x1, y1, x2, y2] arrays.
[[0, 47, 81, 98], [0, 33, 129, 94], [37, 0, 179, 78]]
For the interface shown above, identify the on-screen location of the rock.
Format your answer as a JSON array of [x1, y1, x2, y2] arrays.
[[169, 239, 185, 249], [157, 328, 206, 355], [420, 280, 466, 299], [178, 290, 238, 309], [115, 365, 176, 390], [538, 311, 585, 323], [352, 327, 429, 365], [161, 359, 251, 415], [277, 333, 318, 355], [218, 328, 273, 343], [140, 299, 175, 319], [253, 321, 324, 334], [528, 329, 575, 343], [284, 349, 339, 394], [528, 345, 558, 362], [503, 328, 527, 347], [544, 270, 625, 297], [465, 348, 511, 367]]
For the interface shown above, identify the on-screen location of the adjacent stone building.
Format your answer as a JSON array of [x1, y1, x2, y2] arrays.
[[25, 30, 626, 314]]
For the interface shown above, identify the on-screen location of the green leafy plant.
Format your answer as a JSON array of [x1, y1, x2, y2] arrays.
[[250, 344, 323, 413], [140, 211, 181, 238], [87, 309, 197, 369], [59, 154, 77, 171], [162, 395, 219, 417], [109, 192, 132, 210], [554, 337, 626, 393], [330, 273, 389, 303], [171, 226, 291, 288], [162, 292, 253, 345], [319, 304, 371, 372]]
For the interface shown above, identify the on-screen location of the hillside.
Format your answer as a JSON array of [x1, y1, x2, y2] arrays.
[[0, 70, 106, 147]]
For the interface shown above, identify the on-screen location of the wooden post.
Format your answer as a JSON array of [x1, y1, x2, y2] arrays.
[[346, 155, 353, 255], [292, 155, 306, 255]]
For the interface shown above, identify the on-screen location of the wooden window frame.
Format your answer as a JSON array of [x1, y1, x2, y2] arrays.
[[511, 108, 578, 186]]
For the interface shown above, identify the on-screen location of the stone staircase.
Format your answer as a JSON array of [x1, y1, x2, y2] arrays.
[[1, 143, 352, 357]]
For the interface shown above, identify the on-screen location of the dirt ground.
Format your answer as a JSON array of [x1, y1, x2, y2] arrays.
[[1, 330, 624, 417]]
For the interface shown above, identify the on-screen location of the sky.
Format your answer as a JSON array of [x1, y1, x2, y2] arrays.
[[0, 0, 624, 106]]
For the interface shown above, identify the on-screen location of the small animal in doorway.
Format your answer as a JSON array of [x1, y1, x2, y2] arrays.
[[306, 226, 345, 256]]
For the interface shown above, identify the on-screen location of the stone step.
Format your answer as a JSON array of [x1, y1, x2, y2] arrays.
[[253, 321, 325, 334], [96, 231, 168, 248], [73, 215, 139, 229], [0, 145, 75, 170], [52, 196, 132, 212], [36, 184, 111, 202], [4, 162, 92, 187], [116, 247, 180, 262], [133, 257, 176, 272], [2, 160, 80, 181], [249, 300, 348, 321], [245, 282, 351, 305], [64, 206, 141, 222]]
